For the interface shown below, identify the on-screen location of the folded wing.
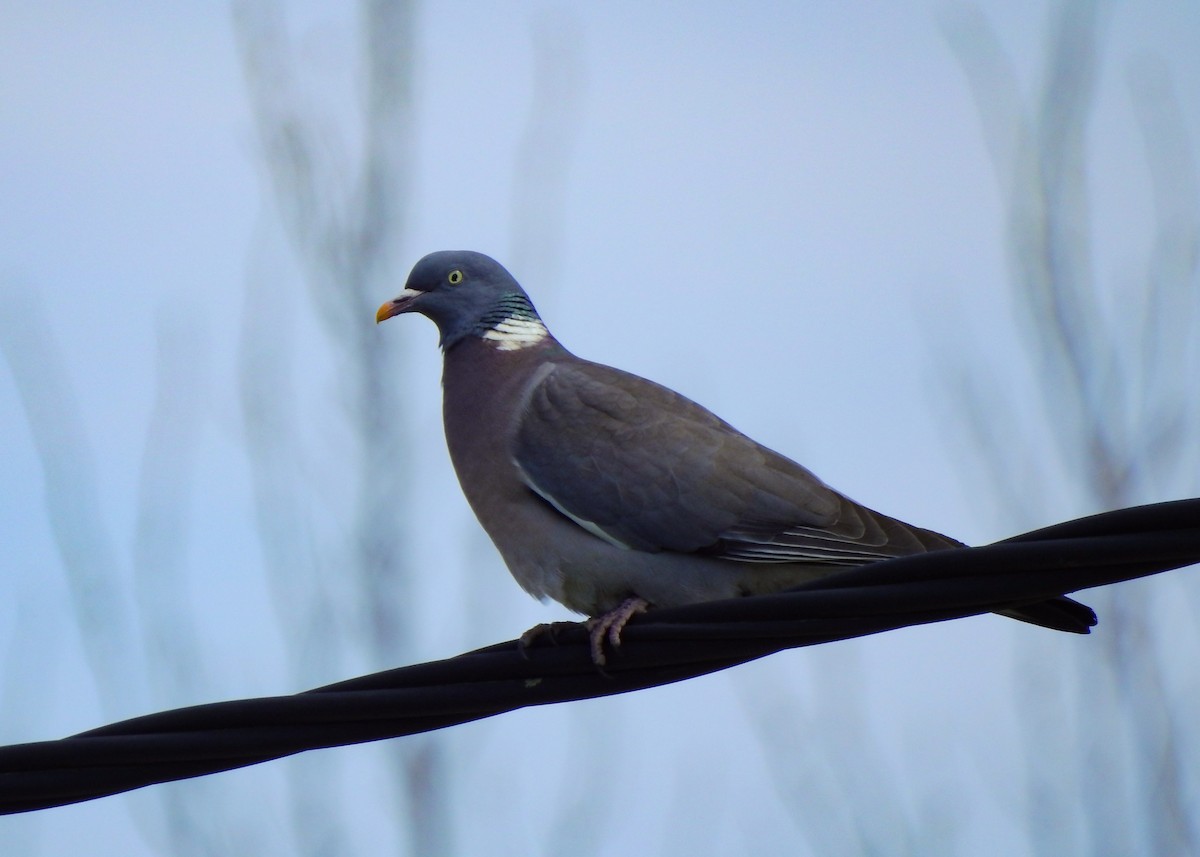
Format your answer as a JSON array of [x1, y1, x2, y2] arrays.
[[514, 360, 960, 564]]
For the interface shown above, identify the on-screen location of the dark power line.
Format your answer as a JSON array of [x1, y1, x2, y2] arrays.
[[1, 499, 1197, 815]]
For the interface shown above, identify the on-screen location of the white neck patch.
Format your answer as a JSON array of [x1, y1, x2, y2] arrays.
[[480, 314, 548, 351]]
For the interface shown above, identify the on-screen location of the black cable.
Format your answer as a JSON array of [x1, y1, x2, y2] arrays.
[[1, 499, 1197, 815]]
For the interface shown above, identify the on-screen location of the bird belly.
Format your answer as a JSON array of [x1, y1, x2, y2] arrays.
[[488, 499, 833, 616]]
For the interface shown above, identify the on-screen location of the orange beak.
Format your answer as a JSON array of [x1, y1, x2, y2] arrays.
[[376, 300, 402, 323], [375, 288, 423, 323]]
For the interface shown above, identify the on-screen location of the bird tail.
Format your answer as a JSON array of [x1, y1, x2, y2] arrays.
[[996, 595, 1097, 634]]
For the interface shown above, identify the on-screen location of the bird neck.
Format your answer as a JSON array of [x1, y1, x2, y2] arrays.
[[473, 291, 549, 352]]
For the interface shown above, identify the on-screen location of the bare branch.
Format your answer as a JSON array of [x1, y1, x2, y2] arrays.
[[942, 2, 1200, 852], [0, 284, 144, 716]]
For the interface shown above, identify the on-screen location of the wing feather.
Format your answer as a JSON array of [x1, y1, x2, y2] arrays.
[[514, 360, 961, 564]]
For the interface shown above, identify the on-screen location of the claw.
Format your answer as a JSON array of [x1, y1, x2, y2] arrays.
[[517, 621, 579, 658], [584, 597, 649, 666]]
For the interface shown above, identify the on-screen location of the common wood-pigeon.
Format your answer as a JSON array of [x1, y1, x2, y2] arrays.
[[377, 251, 1096, 662]]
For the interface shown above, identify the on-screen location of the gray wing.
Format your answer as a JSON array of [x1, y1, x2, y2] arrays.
[[514, 360, 958, 564]]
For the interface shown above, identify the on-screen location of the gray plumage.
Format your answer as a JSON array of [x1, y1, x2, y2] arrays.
[[377, 250, 1095, 637]]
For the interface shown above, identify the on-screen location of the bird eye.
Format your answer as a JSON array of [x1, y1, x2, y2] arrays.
[[447, 270, 464, 285]]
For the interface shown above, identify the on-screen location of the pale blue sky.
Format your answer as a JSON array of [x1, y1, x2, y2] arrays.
[[2, 2, 1198, 854]]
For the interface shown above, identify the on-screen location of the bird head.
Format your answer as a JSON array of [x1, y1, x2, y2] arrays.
[[376, 250, 545, 351]]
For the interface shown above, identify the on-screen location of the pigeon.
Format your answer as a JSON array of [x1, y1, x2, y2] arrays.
[[376, 250, 1096, 663]]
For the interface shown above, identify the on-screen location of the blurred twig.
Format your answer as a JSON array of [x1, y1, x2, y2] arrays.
[[0, 286, 143, 716], [232, 1, 441, 854], [941, 1, 1200, 853], [738, 646, 943, 857], [510, 10, 587, 283], [132, 310, 256, 855], [0, 284, 250, 853]]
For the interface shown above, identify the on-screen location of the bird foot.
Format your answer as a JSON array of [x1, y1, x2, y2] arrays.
[[585, 597, 649, 666], [517, 621, 580, 657]]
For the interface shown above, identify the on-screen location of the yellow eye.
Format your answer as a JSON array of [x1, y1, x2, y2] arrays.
[[447, 269, 464, 285]]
